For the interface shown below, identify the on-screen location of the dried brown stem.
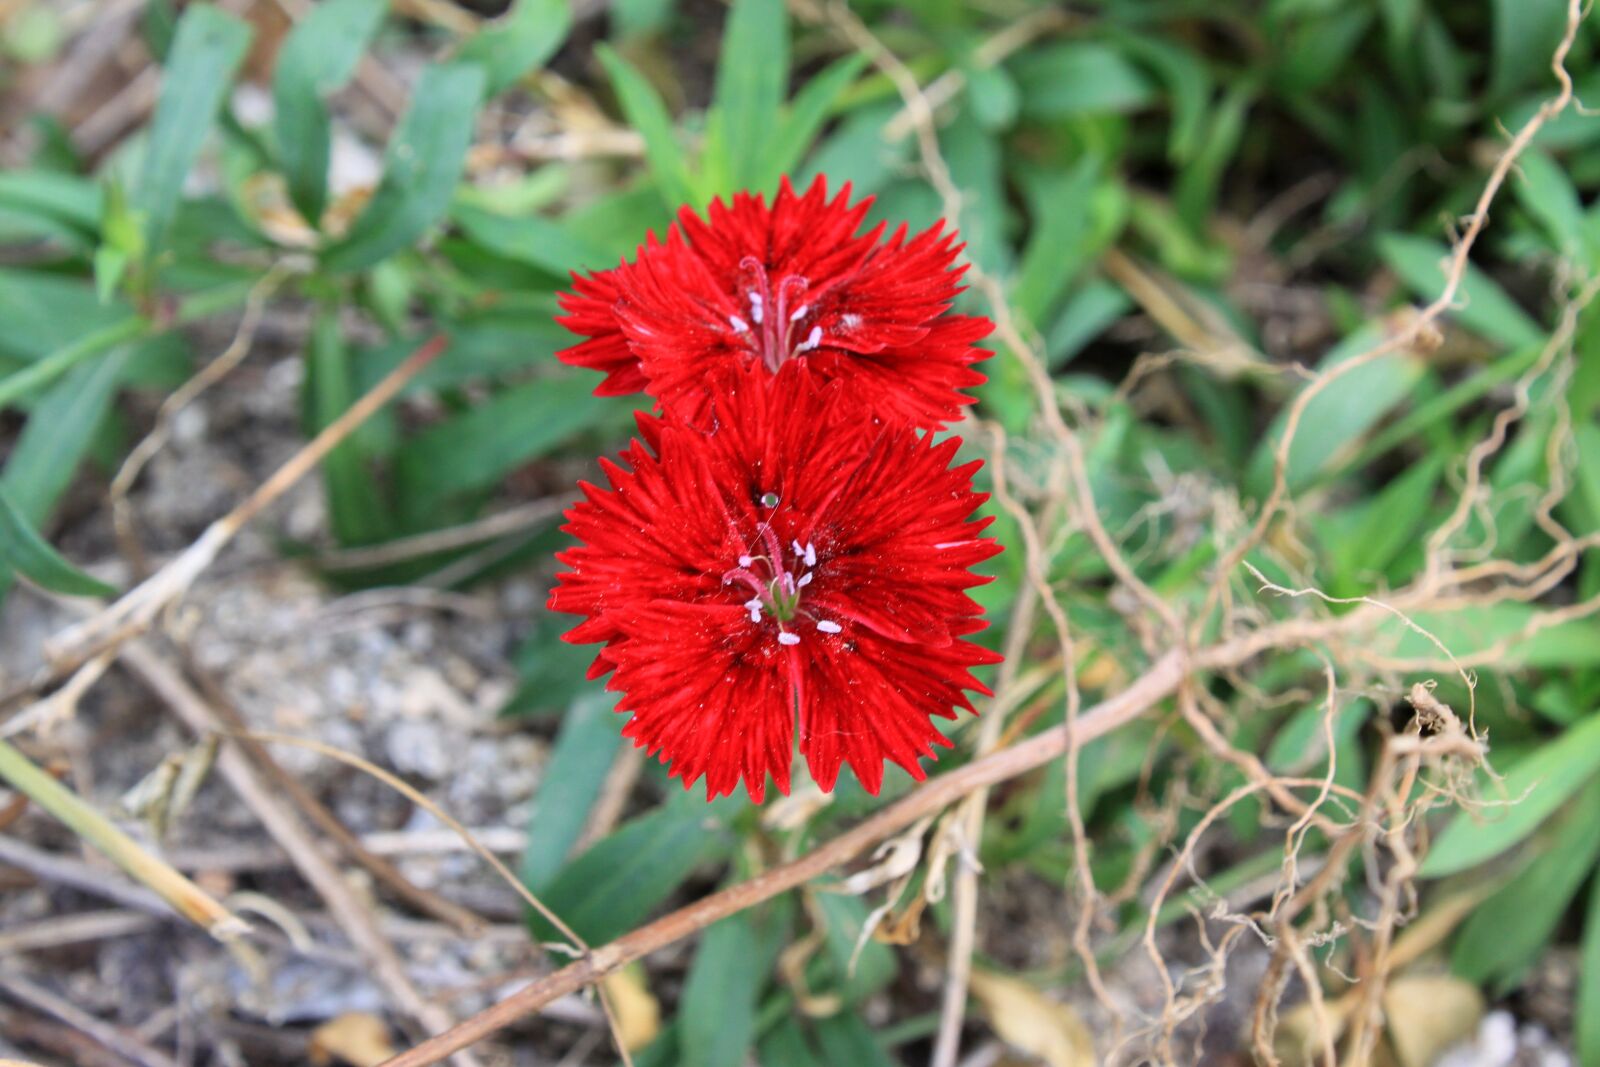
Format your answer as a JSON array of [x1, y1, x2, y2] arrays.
[[379, 613, 1393, 1067], [119, 639, 488, 1067], [0, 967, 180, 1067], [182, 658, 487, 934], [24, 335, 449, 698]]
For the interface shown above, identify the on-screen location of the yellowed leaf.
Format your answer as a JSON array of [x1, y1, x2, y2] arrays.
[[601, 964, 661, 1051], [308, 1012, 396, 1067], [1382, 974, 1483, 1067], [969, 969, 1096, 1067]]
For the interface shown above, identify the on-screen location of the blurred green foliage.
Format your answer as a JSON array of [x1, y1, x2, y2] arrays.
[[4, 0, 1600, 1061]]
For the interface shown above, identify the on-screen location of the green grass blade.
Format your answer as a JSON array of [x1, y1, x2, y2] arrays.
[[133, 4, 252, 248], [272, 0, 388, 224]]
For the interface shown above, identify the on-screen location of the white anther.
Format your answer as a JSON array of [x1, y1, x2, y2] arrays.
[[796, 326, 822, 353], [744, 599, 763, 623], [739, 555, 753, 567], [729, 315, 750, 333], [797, 573, 813, 588], [817, 620, 842, 634], [750, 291, 764, 324], [778, 631, 800, 646], [792, 540, 804, 556], [842, 313, 862, 328], [803, 542, 817, 567], [790, 304, 809, 322]]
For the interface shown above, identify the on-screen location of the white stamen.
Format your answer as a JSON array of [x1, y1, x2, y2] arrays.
[[796, 326, 822, 353], [738, 555, 753, 567], [729, 315, 750, 333], [778, 631, 800, 646], [792, 540, 804, 557], [744, 599, 763, 623], [749, 291, 764, 324], [803, 542, 818, 567], [842, 313, 862, 329], [817, 620, 842, 634], [790, 304, 809, 322], [797, 573, 813, 588]]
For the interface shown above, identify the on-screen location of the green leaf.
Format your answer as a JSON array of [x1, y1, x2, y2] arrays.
[[0, 270, 130, 365], [450, 203, 615, 275], [518, 691, 623, 892], [321, 62, 486, 273], [502, 629, 596, 717], [394, 373, 618, 517], [133, 4, 252, 248], [1011, 159, 1106, 329], [306, 307, 390, 546], [813, 891, 896, 1003], [706, 0, 788, 190], [801, 101, 908, 197], [1245, 325, 1425, 497], [0, 170, 102, 244], [0, 314, 145, 411], [1489, 0, 1569, 100], [1515, 150, 1593, 266], [272, 0, 388, 224], [0, 487, 116, 597], [613, 0, 677, 38], [756, 55, 867, 194], [597, 44, 695, 209], [354, 309, 571, 393], [1382, 602, 1600, 671], [1377, 234, 1545, 349], [1322, 452, 1445, 593], [1266, 699, 1371, 776], [811, 1014, 897, 1067], [1011, 43, 1154, 119], [1579, 868, 1600, 1067], [1277, 9, 1372, 93], [679, 916, 763, 1067], [0, 348, 132, 526], [965, 63, 1019, 131], [1423, 712, 1600, 877], [529, 802, 729, 944], [942, 110, 1009, 278], [1569, 421, 1600, 538], [1174, 80, 1252, 228], [758, 1019, 825, 1067], [1452, 778, 1600, 989], [455, 0, 571, 97], [1334, 342, 1545, 477], [1046, 281, 1133, 369], [1116, 33, 1211, 162]]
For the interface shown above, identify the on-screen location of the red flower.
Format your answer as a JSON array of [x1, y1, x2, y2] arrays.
[[548, 367, 1002, 800], [556, 177, 992, 431]]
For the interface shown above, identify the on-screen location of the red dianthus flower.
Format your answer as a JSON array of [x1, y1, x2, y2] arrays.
[[547, 367, 1002, 800], [556, 176, 992, 431]]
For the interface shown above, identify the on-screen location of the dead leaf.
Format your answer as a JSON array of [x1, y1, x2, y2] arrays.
[[876, 890, 928, 945], [308, 1013, 395, 1067], [1382, 974, 1483, 1067], [969, 969, 1096, 1067], [601, 964, 661, 1051]]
